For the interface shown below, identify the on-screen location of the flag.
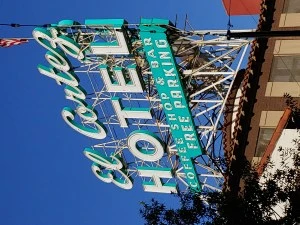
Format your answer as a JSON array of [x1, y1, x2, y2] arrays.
[[0, 38, 28, 47]]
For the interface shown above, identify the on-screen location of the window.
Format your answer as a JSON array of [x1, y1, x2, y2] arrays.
[[270, 56, 300, 82], [255, 128, 275, 157], [284, 0, 300, 13]]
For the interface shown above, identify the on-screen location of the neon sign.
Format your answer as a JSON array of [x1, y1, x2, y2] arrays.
[[33, 18, 204, 193]]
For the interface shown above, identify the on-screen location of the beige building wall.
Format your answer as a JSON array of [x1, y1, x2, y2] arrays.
[[279, 13, 300, 27], [279, 0, 300, 27], [265, 82, 300, 97], [252, 111, 284, 165], [265, 40, 300, 97], [259, 111, 284, 127], [274, 40, 300, 55]]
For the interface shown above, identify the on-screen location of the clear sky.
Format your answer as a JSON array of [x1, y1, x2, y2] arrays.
[[0, 1, 257, 225]]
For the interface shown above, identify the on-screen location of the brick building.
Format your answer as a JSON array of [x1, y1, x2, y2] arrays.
[[223, 0, 300, 191]]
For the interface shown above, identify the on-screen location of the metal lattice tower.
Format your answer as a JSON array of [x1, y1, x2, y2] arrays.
[[42, 21, 252, 192]]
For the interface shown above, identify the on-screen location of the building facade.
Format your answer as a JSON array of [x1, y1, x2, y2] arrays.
[[223, 0, 300, 192], [245, 0, 300, 165]]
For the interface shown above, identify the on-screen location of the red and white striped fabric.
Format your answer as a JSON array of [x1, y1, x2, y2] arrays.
[[0, 38, 28, 47]]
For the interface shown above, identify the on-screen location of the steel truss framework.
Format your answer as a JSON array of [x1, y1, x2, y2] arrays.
[[55, 22, 252, 192]]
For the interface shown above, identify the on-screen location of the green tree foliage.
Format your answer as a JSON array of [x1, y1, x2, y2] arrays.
[[140, 138, 300, 225]]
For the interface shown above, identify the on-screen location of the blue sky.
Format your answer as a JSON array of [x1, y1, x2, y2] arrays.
[[0, 1, 257, 225]]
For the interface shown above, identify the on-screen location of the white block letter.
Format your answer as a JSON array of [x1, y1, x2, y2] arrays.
[[111, 97, 152, 127], [127, 130, 164, 162], [99, 65, 144, 92], [138, 167, 177, 193]]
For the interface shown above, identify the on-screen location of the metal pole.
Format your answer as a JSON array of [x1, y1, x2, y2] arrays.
[[227, 30, 300, 39]]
